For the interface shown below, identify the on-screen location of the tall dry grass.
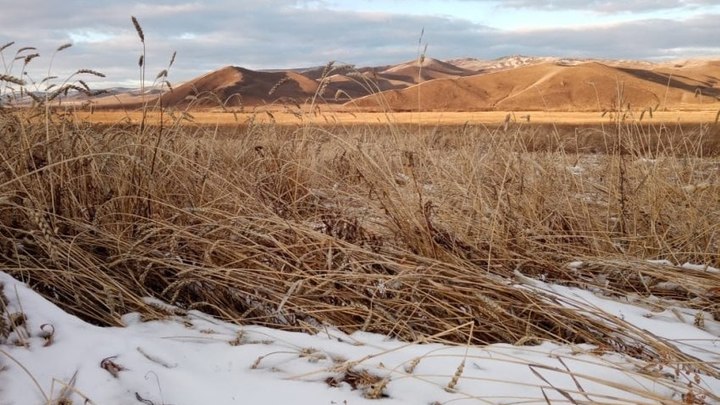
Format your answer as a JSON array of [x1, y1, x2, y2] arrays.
[[1, 104, 718, 343]]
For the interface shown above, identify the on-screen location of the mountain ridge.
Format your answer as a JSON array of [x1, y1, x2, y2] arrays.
[[83, 56, 720, 111]]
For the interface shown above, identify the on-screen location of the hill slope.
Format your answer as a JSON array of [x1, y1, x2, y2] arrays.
[[349, 61, 720, 111], [158, 66, 320, 107], [379, 57, 477, 84]]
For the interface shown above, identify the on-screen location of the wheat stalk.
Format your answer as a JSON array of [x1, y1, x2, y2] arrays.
[[0, 74, 25, 86], [131, 16, 146, 96], [0, 42, 14, 52], [131, 16, 145, 43]]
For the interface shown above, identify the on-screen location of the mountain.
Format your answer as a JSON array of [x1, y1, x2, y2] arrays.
[[156, 66, 320, 107], [82, 56, 720, 111], [447, 56, 559, 72], [88, 66, 322, 108], [349, 61, 720, 112], [378, 57, 477, 83], [88, 64, 412, 108]]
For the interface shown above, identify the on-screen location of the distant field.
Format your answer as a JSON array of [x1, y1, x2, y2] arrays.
[[74, 108, 720, 126]]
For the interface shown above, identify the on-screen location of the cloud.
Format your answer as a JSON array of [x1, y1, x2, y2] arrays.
[[480, 0, 717, 13], [495, 13, 720, 59], [1, 1, 718, 88]]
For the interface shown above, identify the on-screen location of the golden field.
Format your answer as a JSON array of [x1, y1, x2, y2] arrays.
[[74, 108, 720, 126]]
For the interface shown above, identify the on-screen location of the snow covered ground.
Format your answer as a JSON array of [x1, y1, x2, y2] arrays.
[[1, 270, 718, 405]]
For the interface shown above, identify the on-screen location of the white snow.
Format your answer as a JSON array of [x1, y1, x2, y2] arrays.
[[681, 262, 720, 274], [1, 271, 718, 405]]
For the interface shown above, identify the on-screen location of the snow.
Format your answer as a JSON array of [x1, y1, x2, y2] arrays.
[[1, 271, 718, 405], [681, 262, 720, 274], [516, 277, 720, 365]]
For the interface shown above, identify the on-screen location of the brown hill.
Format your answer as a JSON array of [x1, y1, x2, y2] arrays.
[[651, 60, 720, 92], [85, 57, 720, 112], [160, 63, 420, 107], [298, 63, 393, 80], [87, 66, 323, 109], [299, 59, 474, 99], [349, 61, 720, 112], [447, 56, 558, 73], [158, 66, 320, 107], [323, 72, 408, 101], [379, 57, 477, 84]]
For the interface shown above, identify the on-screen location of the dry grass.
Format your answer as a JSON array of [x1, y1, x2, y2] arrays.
[[1, 105, 718, 352]]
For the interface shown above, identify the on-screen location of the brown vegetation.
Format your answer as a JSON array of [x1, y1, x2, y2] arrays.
[[1, 106, 718, 361]]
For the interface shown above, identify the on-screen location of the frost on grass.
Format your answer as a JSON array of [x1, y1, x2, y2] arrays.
[[1, 271, 719, 405]]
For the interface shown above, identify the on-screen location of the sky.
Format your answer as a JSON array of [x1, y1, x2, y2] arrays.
[[1, 0, 720, 88]]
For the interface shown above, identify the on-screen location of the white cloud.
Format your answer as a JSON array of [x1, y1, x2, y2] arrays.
[[68, 30, 116, 44], [476, 0, 717, 13]]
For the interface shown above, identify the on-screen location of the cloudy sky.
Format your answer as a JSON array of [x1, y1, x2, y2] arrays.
[[1, 0, 719, 88]]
